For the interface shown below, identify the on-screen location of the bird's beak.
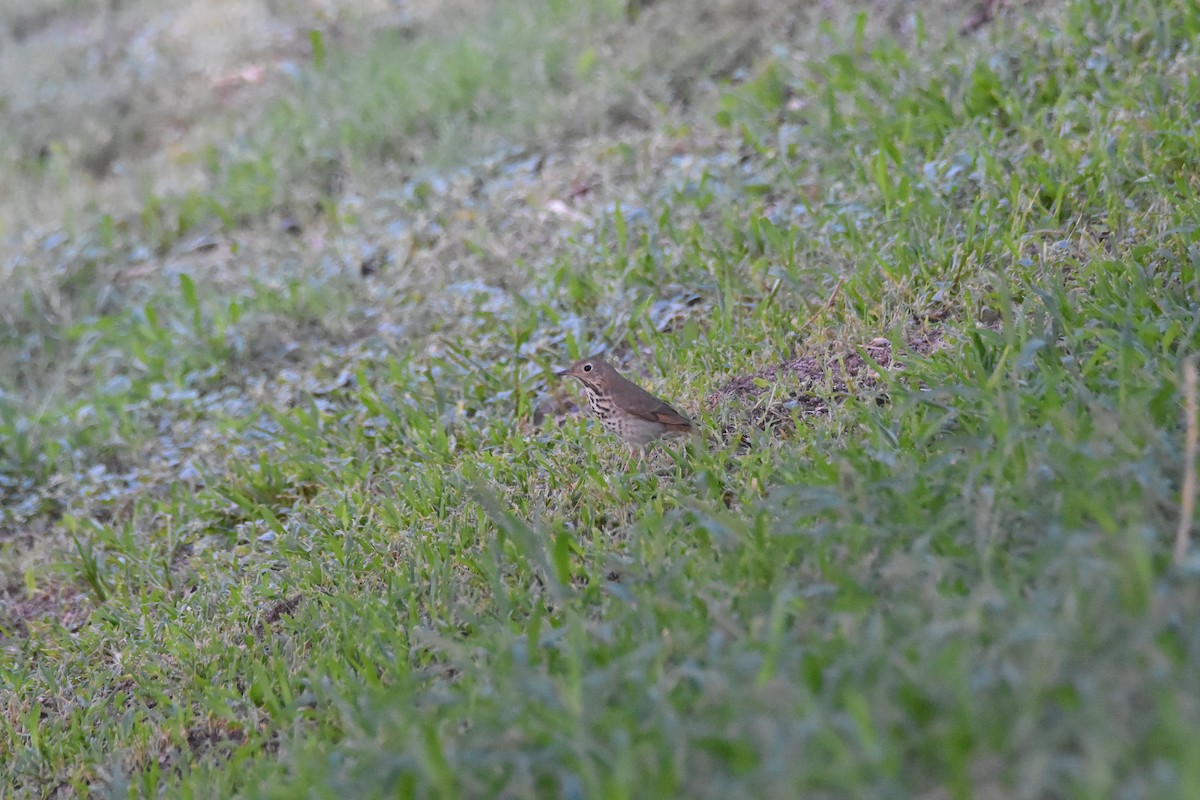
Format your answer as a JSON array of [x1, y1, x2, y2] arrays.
[[555, 369, 569, 377]]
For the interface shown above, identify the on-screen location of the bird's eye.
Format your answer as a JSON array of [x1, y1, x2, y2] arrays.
[[582, 363, 593, 372]]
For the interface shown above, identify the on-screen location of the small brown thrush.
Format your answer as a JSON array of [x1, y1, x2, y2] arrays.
[[556, 354, 694, 454]]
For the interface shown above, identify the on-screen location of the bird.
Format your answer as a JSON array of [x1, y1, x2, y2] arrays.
[[556, 354, 694, 459]]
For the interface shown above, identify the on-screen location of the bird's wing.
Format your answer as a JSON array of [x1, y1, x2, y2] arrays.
[[616, 376, 694, 429]]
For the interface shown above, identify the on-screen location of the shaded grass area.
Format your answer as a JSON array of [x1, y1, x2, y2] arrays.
[[3, 0, 1200, 797]]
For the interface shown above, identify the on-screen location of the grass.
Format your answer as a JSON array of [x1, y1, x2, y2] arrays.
[[3, 0, 1200, 797]]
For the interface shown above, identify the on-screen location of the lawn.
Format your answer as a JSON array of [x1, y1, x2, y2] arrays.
[[2, 0, 1200, 797]]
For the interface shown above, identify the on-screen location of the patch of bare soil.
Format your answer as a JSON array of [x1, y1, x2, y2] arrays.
[[709, 329, 944, 432], [0, 582, 91, 644], [253, 593, 303, 637]]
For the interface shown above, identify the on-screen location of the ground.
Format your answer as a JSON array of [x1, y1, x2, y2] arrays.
[[2, 0, 1200, 797]]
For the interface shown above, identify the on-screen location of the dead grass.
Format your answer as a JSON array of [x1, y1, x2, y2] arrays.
[[0, 0, 412, 237]]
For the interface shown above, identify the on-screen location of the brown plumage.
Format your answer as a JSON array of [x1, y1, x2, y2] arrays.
[[556, 354, 693, 447]]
